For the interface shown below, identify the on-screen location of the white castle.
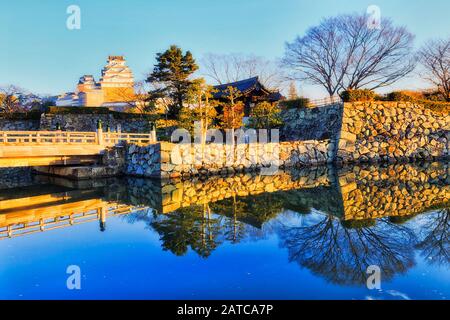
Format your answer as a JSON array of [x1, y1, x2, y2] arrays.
[[56, 56, 135, 111]]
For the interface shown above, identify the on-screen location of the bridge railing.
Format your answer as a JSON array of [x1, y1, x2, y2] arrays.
[[0, 131, 98, 144], [103, 132, 155, 145], [0, 203, 147, 240], [0, 130, 156, 146]]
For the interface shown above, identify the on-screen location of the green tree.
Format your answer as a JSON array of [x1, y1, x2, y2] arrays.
[[178, 78, 219, 136], [219, 86, 244, 129], [247, 101, 283, 129], [146, 45, 199, 119]]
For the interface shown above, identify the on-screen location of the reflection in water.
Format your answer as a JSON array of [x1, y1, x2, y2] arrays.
[[415, 209, 449, 266], [0, 161, 448, 290], [151, 206, 222, 258], [278, 214, 416, 285]]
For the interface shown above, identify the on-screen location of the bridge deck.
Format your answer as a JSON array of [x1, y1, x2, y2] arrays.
[[0, 130, 155, 167]]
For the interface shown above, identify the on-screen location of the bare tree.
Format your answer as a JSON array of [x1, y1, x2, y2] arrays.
[[114, 81, 155, 114], [201, 53, 286, 90], [279, 215, 416, 285], [418, 38, 450, 101], [0, 85, 25, 113], [282, 13, 416, 97], [416, 209, 449, 266]]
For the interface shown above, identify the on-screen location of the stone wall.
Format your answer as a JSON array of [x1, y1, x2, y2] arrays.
[[0, 119, 40, 131], [337, 102, 449, 164], [39, 113, 150, 132], [125, 139, 334, 179], [0, 168, 36, 189], [280, 103, 342, 141], [0, 113, 149, 132], [124, 143, 161, 178]]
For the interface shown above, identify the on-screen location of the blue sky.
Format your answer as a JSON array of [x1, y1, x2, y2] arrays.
[[2, 0, 450, 98]]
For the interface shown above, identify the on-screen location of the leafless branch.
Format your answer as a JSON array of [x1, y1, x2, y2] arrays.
[[418, 38, 450, 101], [201, 53, 287, 91], [282, 13, 416, 97]]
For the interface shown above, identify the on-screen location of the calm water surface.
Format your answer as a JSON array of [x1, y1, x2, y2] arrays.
[[0, 162, 448, 300]]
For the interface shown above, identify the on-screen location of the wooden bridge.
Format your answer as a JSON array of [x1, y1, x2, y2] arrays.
[[0, 130, 155, 167]]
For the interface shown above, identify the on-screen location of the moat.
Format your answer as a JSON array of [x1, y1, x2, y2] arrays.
[[0, 161, 448, 299]]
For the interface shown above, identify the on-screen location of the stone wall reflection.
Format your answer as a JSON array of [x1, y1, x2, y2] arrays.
[[158, 166, 337, 214], [120, 161, 449, 223], [338, 161, 449, 221]]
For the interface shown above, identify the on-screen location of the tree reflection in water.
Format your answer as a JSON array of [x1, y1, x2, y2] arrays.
[[124, 188, 448, 286], [277, 214, 417, 285], [150, 204, 223, 258], [415, 209, 449, 266]]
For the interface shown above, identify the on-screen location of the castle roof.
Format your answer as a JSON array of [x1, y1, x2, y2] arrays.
[[78, 75, 96, 84], [108, 55, 125, 61]]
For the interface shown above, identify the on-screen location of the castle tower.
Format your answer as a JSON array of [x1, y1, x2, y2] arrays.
[[56, 55, 136, 109], [77, 75, 98, 92], [77, 75, 104, 107], [99, 56, 135, 103]]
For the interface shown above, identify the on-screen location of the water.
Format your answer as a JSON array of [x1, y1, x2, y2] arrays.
[[0, 161, 448, 300]]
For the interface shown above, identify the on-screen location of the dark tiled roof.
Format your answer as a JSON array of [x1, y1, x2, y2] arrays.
[[268, 91, 285, 101], [214, 76, 260, 95], [213, 76, 283, 101]]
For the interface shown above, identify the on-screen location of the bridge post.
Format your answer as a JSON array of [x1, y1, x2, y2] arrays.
[[97, 120, 104, 146], [150, 121, 157, 143], [98, 205, 107, 232]]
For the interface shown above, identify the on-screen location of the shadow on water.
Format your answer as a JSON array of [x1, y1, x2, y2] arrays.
[[0, 160, 448, 287]]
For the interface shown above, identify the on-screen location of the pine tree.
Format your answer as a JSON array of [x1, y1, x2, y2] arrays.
[[146, 45, 199, 119], [179, 78, 218, 135]]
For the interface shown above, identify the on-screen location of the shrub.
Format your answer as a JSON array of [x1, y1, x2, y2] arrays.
[[0, 111, 42, 120], [46, 106, 111, 114], [416, 100, 450, 113], [341, 89, 375, 102], [247, 102, 283, 129], [341, 219, 376, 229], [385, 90, 423, 102], [111, 111, 157, 120], [45, 106, 157, 120], [374, 94, 385, 101], [280, 97, 310, 109], [388, 215, 416, 224], [422, 90, 447, 101], [380, 91, 450, 112]]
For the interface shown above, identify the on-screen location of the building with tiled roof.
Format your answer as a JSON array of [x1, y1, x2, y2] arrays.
[[213, 76, 284, 116]]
